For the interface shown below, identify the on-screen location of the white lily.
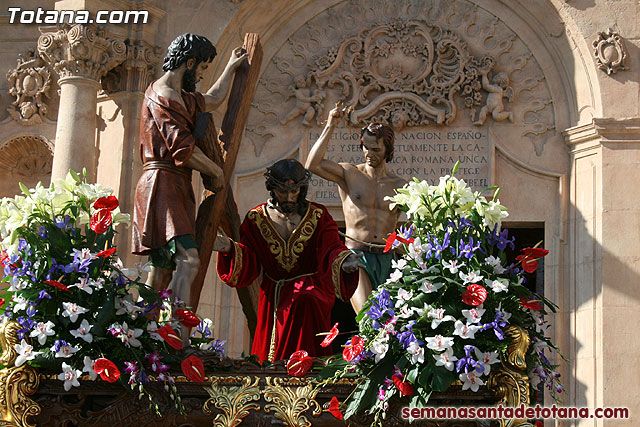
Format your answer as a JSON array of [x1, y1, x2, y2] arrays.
[[58, 362, 82, 391], [14, 339, 41, 367], [29, 321, 55, 345], [433, 348, 458, 371], [70, 319, 93, 343], [460, 372, 484, 392]]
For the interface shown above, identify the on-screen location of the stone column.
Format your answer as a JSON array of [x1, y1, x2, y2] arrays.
[[564, 118, 640, 426], [37, 24, 126, 181]]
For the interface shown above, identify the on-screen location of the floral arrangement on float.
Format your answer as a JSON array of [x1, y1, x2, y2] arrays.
[[302, 163, 564, 423], [0, 171, 225, 414]]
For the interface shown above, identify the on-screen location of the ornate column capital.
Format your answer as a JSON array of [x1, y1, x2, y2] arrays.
[[37, 24, 126, 82], [102, 40, 162, 94]]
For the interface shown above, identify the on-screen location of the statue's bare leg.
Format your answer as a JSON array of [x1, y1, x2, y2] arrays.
[[350, 270, 373, 314], [474, 106, 489, 125], [492, 108, 513, 122], [168, 242, 201, 344], [146, 265, 173, 292]]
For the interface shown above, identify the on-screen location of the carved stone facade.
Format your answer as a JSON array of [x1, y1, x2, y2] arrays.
[[37, 24, 126, 82], [592, 29, 629, 75], [6, 50, 58, 126], [101, 40, 162, 94], [0, 135, 53, 198]]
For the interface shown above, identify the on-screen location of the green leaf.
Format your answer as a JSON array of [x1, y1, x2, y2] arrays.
[[19, 182, 30, 196], [69, 169, 80, 182], [451, 161, 460, 175], [417, 362, 434, 388], [406, 365, 419, 383], [343, 378, 371, 419], [431, 367, 457, 392], [315, 358, 349, 380]]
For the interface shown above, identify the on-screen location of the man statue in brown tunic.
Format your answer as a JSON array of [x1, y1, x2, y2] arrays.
[[132, 34, 246, 313], [306, 107, 406, 313]]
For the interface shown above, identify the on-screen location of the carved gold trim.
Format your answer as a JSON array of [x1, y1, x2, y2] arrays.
[[227, 240, 244, 287], [248, 204, 322, 272], [263, 377, 321, 427], [487, 326, 531, 427], [0, 321, 41, 427], [203, 376, 261, 427], [331, 249, 353, 301]]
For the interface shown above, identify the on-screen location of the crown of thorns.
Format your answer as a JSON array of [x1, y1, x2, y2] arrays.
[[264, 169, 311, 190]]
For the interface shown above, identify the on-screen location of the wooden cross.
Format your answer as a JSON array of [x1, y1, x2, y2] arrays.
[[191, 33, 262, 336]]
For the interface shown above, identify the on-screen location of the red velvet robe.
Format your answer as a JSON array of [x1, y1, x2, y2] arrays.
[[218, 202, 358, 361]]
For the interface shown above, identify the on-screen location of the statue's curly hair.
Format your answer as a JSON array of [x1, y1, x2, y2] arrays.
[[360, 123, 395, 162], [264, 159, 311, 215], [162, 34, 217, 72]]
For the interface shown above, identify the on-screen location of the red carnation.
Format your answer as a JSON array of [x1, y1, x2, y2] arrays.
[[520, 296, 543, 311], [96, 247, 116, 258], [93, 358, 120, 383], [343, 336, 365, 362], [45, 280, 69, 292], [286, 350, 313, 377], [392, 374, 415, 396], [462, 284, 487, 306], [90, 209, 112, 234], [157, 324, 183, 350], [320, 322, 339, 348], [93, 196, 119, 211], [181, 356, 205, 382], [175, 309, 201, 328], [328, 396, 343, 420]]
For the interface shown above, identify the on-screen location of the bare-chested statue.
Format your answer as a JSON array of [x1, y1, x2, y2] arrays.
[[306, 107, 406, 313], [132, 34, 246, 321]]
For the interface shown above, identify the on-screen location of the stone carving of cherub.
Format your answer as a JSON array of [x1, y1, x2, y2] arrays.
[[280, 74, 325, 126], [473, 66, 514, 126]]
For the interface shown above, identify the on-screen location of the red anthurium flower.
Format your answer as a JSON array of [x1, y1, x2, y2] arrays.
[[96, 247, 116, 258], [94, 358, 120, 383], [384, 232, 397, 253], [44, 280, 69, 292], [157, 324, 183, 350], [90, 209, 112, 234], [516, 247, 549, 273], [175, 309, 201, 328], [520, 296, 543, 311], [93, 196, 119, 211], [328, 396, 343, 420], [462, 284, 487, 306], [181, 356, 205, 382], [320, 322, 339, 347], [395, 235, 414, 245], [342, 336, 365, 362], [392, 374, 415, 396], [534, 421, 543, 427], [286, 350, 313, 377], [0, 298, 5, 308]]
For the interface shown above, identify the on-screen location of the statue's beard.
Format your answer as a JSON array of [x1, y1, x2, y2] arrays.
[[182, 67, 197, 92], [278, 202, 297, 214]]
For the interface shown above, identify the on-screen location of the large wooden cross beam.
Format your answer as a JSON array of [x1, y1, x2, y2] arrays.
[[191, 34, 262, 336]]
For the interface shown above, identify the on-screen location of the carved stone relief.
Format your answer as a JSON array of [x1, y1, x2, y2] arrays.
[[37, 24, 127, 82], [592, 29, 629, 75], [244, 0, 555, 172], [6, 50, 59, 125], [0, 135, 53, 198], [101, 40, 162, 94], [239, 0, 556, 206]]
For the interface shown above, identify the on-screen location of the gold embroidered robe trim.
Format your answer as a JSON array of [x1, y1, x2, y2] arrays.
[[247, 204, 323, 272]]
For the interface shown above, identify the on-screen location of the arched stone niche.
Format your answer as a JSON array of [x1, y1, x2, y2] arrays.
[[0, 134, 54, 198], [219, 0, 586, 217]]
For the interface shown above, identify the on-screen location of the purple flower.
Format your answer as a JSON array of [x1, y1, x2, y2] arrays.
[[194, 320, 212, 338], [37, 290, 51, 302], [210, 339, 226, 357], [479, 311, 508, 340], [37, 226, 48, 239], [391, 224, 415, 249], [53, 339, 69, 353], [458, 236, 481, 259], [46, 258, 64, 280], [496, 229, 515, 251], [54, 215, 72, 230], [432, 231, 450, 260], [25, 304, 37, 318], [455, 345, 485, 375], [158, 289, 172, 300], [18, 238, 28, 252], [124, 361, 139, 375], [396, 320, 421, 349]]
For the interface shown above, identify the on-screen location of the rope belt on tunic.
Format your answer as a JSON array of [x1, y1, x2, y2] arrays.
[[143, 160, 191, 178], [338, 231, 390, 254], [264, 271, 317, 362]]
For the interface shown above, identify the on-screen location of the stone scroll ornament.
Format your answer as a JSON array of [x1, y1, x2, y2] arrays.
[[6, 50, 58, 125], [592, 29, 629, 75], [305, 19, 502, 129]]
